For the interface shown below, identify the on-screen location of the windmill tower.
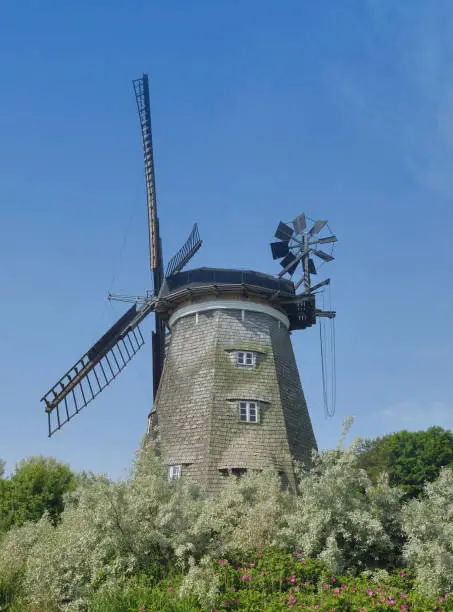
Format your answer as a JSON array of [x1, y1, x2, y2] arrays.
[[41, 74, 337, 493]]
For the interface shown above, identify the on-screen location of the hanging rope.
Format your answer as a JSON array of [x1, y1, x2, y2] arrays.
[[319, 290, 336, 418]]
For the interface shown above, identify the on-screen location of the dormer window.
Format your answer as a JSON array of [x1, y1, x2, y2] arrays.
[[239, 401, 259, 423], [235, 351, 256, 368]]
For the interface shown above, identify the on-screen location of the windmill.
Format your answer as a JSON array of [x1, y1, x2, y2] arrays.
[[41, 74, 337, 493]]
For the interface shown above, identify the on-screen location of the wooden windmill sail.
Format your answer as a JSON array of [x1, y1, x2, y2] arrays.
[[41, 74, 337, 492], [41, 74, 202, 435]]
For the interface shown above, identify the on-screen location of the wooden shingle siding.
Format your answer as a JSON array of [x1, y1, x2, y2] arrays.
[[149, 302, 316, 494]]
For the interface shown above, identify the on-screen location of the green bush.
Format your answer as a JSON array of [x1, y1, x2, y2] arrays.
[[88, 551, 452, 611], [1, 430, 453, 610]]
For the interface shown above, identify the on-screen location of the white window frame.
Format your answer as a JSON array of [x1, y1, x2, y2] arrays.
[[235, 351, 256, 368], [238, 401, 259, 423], [167, 464, 181, 481]]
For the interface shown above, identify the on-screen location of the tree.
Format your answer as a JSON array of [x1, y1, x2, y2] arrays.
[[0, 456, 76, 533], [356, 426, 453, 499]]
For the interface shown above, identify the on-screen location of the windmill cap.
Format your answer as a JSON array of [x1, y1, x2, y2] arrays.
[[162, 267, 295, 297]]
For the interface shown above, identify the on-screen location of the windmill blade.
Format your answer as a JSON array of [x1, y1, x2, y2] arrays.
[[275, 221, 294, 241], [314, 235, 337, 244], [133, 74, 165, 398], [41, 299, 156, 437], [279, 252, 299, 275], [308, 258, 317, 274], [166, 224, 202, 278], [270, 240, 290, 260], [312, 248, 335, 262], [309, 220, 328, 236], [133, 74, 164, 293], [278, 248, 309, 277], [292, 213, 306, 235]]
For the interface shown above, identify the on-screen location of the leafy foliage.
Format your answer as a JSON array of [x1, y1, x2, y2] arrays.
[[357, 426, 453, 498], [280, 444, 405, 574], [402, 467, 453, 597], [0, 432, 453, 610], [0, 456, 76, 532], [91, 553, 452, 611]]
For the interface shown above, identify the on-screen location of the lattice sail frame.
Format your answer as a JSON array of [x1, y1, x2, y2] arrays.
[[41, 299, 156, 436]]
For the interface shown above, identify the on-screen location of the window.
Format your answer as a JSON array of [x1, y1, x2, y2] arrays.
[[239, 401, 258, 423], [219, 468, 247, 479], [235, 351, 256, 367], [167, 465, 181, 481]]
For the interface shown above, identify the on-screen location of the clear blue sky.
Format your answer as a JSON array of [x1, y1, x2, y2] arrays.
[[1, 0, 452, 479]]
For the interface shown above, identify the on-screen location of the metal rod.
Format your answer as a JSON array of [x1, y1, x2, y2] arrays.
[[115, 343, 127, 368], [86, 373, 95, 400], [93, 366, 103, 392], [121, 338, 132, 360], [99, 360, 110, 385], [71, 389, 79, 414], [79, 380, 88, 407], [303, 232, 310, 293], [104, 354, 116, 378], [64, 396, 70, 421], [110, 347, 122, 372]]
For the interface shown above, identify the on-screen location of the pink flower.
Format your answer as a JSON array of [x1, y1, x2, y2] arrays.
[[376, 587, 381, 593], [331, 575, 336, 582], [322, 583, 328, 590], [388, 600, 395, 606], [445, 594, 449, 600], [314, 607, 319, 610], [367, 588, 373, 596], [168, 586, 175, 592], [290, 576, 296, 583], [398, 571, 404, 577], [219, 559, 225, 565], [280, 577, 285, 582], [333, 588, 340, 594], [300, 558, 306, 564], [360, 608, 367, 612], [295, 551, 301, 557], [288, 595, 296, 604], [341, 584, 347, 590], [438, 598, 444, 603], [400, 606, 406, 611], [231, 588, 236, 592], [249, 563, 255, 567], [241, 574, 250, 581], [237, 567, 242, 571], [261, 570, 265, 575], [257, 552, 263, 558], [400, 593, 408, 599], [139, 607, 145, 611], [352, 585, 358, 591]]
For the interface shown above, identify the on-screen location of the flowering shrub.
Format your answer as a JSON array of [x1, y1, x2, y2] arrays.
[[0, 431, 452, 610], [189, 468, 292, 558], [402, 467, 453, 597], [281, 441, 405, 574], [92, 551, 453, 610]]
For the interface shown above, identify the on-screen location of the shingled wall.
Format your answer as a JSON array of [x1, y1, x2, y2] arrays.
[[149, 303, 317, 493]]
